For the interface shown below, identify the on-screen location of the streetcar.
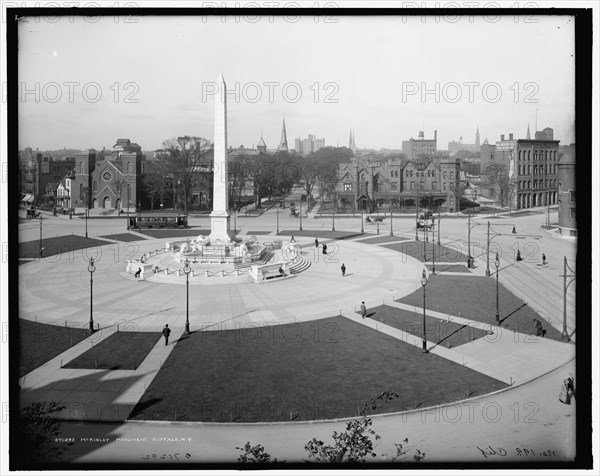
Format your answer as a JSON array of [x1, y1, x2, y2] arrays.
[[129, 214, 188, 229]]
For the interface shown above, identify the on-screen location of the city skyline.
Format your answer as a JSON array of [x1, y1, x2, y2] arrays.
[[17, 14, 575, 151]]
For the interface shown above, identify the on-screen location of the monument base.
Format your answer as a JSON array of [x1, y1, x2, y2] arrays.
[[209, 212, 236, 244]]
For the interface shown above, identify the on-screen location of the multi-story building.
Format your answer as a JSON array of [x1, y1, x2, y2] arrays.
[[557, 144, 576, 237], [402, 130, 437, 160], [336, 155, 464, 213], [294, 134, 325, 156], [448, 126, 481, 155], [478, 128, 559, 210], [19, 154, 76, 204]]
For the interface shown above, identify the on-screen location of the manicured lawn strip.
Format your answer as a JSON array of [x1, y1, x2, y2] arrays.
[[19, 319, 91, 377], [359, 235, 410, 244], [19, 235, 111, 259], [246, 231, 273, 235], [381, 241, 469, 263], [366, 305, 492, 348], [139, 229, 210, 238], [129, 316, 507, 422], [99, 233, 146, 242], [279, 230, 364, 240], [397, 275, 562, 341], [63, 332, 161, 370], [426, 264, 471, 273]]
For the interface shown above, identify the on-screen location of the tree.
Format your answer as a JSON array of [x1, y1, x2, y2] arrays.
[[480, 163, 513, 208], [15, 402, 72, 468], [236, 442, 283, 464], [160, 136, 212, 214]]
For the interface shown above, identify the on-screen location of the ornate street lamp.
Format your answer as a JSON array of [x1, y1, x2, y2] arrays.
[[560, 256, 576, 342], [276, 203, 280, 235], [495, 252, 500, 324], [85, 205, 89, 238], [184, 259, 191, 334], [88, 257, 96, 332], [126, 183, 131, 229], [421, 268, 428, 353]]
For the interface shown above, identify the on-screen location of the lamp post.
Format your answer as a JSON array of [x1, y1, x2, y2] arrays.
[[126, 183, 130, 229], [432, 221, 436, 275], [421, 268, 428, 353], [88, 257, 96, 332], [437, 207, 441, 245], [415, 187, 419, 241], [389, 201, 393, 236], [331, 194, 335, 232], [560, 256, 576, 342], [183, 259, 191, 334], [276, 204, 279, 235], [85, 206, 89, 238], [495, 252, 500, 324], [37, 214, 44, 258], [486, 221, 491, 276], [299, 197, 303, 231]]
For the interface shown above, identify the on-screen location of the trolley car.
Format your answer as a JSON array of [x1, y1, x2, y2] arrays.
[[129, 214, 188, 229]]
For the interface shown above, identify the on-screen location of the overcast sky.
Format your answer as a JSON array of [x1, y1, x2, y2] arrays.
[[17, 13, 575, 152]]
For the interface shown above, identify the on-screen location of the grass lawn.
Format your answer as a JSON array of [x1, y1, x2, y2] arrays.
[[359, 235, 410, 244], [382, 241, 469, 263], [365, 305, 492, 348], [63, 332, 162, 370], [397, 275, 563, 341], [19, 235, 111, 259], [246, 230, 273, 235], [425, 263, 471, 273], [19, 319, 92, 377], [280, 230, 364, 240], [99, 233, 146, 242], [139, 229, 209, 238], [129, 316, 507, 423]]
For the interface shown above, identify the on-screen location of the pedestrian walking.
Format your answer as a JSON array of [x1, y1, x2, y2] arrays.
[[360, 301, 367, 319], [291, 234, 296, 242], [162, 324, 171, 346], [516, 250, 523, 262], [315, 238, 319, 248], [322, 243, 327, 255], [542, 253, 547, 265], [341, 263, 346, 277], [134, 267, 142, 278]]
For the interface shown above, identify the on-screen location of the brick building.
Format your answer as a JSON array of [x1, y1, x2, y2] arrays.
[[557, 144, 576, 237]]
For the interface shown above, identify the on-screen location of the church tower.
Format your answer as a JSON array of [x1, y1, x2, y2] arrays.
[[257, 134, 267, 155], [277, 115, 288, 152], [475, 125, 480, 148], [349, 129, 357, 153]]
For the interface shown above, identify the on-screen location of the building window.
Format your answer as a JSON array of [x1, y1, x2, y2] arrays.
[[410, 181, 414, 189], [79, 183, 83, 198], [93, 180, 97, 191], [443, 182, 447, 191], [443, 171, 447, 179], [391, 182, 398, 190], [449, 171, 454, 179], [570, 208, 576, 219], [432, 181, 437, 190], [570, 191, 575, 203]]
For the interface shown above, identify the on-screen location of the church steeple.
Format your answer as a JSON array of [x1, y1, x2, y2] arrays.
[[349, 129, 357, 153], [526, 124, 531, 140], [277, 115, 288, 152], [257, 133, 267, 154], [475, 125, 480, 147]]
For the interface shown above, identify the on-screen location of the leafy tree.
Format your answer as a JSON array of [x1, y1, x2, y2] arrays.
[[480, 163, 514, 207], [304, 391, 425, 464], [16, 402, 72, 467], [236, 442, 283, 464]]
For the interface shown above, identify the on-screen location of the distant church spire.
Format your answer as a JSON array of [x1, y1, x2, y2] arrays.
[[349, 129, 357, 153], [526, 124, 531, 140], [277, 115, 288, 152], [475, 125, 480, 147]]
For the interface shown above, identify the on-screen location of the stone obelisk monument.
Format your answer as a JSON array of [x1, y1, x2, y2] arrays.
[[209, 73, 235, 244]]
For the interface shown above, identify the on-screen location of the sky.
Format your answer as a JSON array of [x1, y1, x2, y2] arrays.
[[17, 12, 576, 152]]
